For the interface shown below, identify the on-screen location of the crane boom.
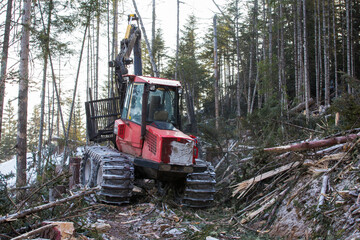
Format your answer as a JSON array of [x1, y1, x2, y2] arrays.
[[109, 14, 142, 97]]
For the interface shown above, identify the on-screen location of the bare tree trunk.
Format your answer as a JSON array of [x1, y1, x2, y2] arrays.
[[152, 0, 156, 76], [297, 0, 304, 102], [17, 0, 32, 187], [63, 20, 89, 166], [111, 0, 118, 97], [95, 0, 100, 100], [132, 0, 159, 77], [349, 0, 354, 79], [247, 49, 253, 114], [332, 0, 338, 97], [0, 0, 13, 142], [322, 0, 330, 106], [235, 0, 241, 118], [267, 0, 272, 104], [107, 0, 111, 98], [37, 0, 53, 176], [303, 0, 310, 122], [214, 15, 219, 130], [250, 68, 258, 114], [183, 80, 197, 133], [175, 0, 180, 80], [346, 0, 351, 93], [279, 3, 285, 106], [314, 0, 320, 106], [293, 3, 299, 99], [317, 0, 323, 103]]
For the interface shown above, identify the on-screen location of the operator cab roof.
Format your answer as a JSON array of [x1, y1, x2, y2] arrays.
[[125, 75, 181, 87]]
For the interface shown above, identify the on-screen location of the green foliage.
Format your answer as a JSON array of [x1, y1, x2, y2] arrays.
[[198, 118, 238, 150], [65, 95, 86, 144], [142, 28, 167, 77], [28, 105, 42, 153], [0, 173, 14, 216], [240, 98, 320, 148], [0, 100, 17, 159], [331, 75, 360, 130]]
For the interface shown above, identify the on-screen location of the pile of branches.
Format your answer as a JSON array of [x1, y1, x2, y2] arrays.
[[216, 129, 360, 238], [0, 171, 100, 239]]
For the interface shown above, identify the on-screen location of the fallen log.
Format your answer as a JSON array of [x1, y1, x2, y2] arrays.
[[264, 133, 360, 153], [290, 98, 315, 113], [0, 187, 99, 224], [241, 198, 276, 224], [11, 223, 57, 240], [316, 175, 329, 211], [241, 187, 289, 224], [232, 161, 301, 198]]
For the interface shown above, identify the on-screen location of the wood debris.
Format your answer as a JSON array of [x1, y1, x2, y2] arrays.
[[229, 131, 360, 238], [264, 133, 360, 153], [232, 161, 300, 198], [0, 187, 99, 224]]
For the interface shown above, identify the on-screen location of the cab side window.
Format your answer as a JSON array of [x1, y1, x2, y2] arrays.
[[121, 83, 132, 119], [127, 83, 144, 124]]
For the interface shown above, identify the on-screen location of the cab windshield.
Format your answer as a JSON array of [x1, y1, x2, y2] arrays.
[[147, 86, 177, 127]]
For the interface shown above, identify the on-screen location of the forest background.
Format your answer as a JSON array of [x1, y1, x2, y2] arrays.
[[0, 0, 359, 188]]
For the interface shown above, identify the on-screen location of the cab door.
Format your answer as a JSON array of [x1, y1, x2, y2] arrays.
[[115, 82, 144, 156]]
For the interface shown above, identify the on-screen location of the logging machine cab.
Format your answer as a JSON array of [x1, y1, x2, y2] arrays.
[[121, 76, 180, 128]]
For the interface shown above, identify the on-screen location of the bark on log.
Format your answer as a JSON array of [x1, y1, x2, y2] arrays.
[[316, 175, 329, 211], [264, 133, 360, 153], [0, 187, 99, 224], [290, 97, 315, 113], [232, 162, 300, 198], [241, 187, 289, 224], [11, 223, 57, 240]]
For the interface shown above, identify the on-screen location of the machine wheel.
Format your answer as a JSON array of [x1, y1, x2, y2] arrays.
[[80, 151, 95, 187], [82, 145, 134, 205], [181, 160, 216, 208]]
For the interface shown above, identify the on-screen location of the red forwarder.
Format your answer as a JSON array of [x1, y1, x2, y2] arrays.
[[81, 14, 215, 207]]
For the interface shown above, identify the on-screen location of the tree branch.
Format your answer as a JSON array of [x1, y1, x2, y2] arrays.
[[0, 187, 99, 224]]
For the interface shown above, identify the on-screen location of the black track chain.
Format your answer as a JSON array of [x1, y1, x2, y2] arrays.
[[84, 146, 134, 205], [182, 163, 216, 208]]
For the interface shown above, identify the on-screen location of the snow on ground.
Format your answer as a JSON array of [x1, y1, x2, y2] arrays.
[[0, 154, 37, 187], [0, 155, 16, 176], [0, 147, 85, 187]]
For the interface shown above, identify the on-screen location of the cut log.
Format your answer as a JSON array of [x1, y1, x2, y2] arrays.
[[241, 198, 276, 224], [232, 162, 300, 198], [11, 223, 57, 240], [264, 133, 360, 153], [290, 98, 315, 113], [315, 144, 344, 155], [316, 175, 329, 211], [240, 187, 289, 224], [318, 153, 349, 163], [0, 187, 99, 224]]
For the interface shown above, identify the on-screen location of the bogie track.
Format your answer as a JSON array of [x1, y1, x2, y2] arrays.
[[182, 162, 216, 208], [81, 146, 134, 205]]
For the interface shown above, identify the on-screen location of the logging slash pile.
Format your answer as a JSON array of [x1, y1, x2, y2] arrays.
[[220, 130, 360, 239]]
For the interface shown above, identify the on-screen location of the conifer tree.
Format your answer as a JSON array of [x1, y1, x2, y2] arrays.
[[0, 100, 17, 159]]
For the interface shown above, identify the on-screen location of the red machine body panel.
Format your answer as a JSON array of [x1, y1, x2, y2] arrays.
[[141, 125, 194, 165], [115, 119, 195, 166], [115, 119, 142, 157]]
